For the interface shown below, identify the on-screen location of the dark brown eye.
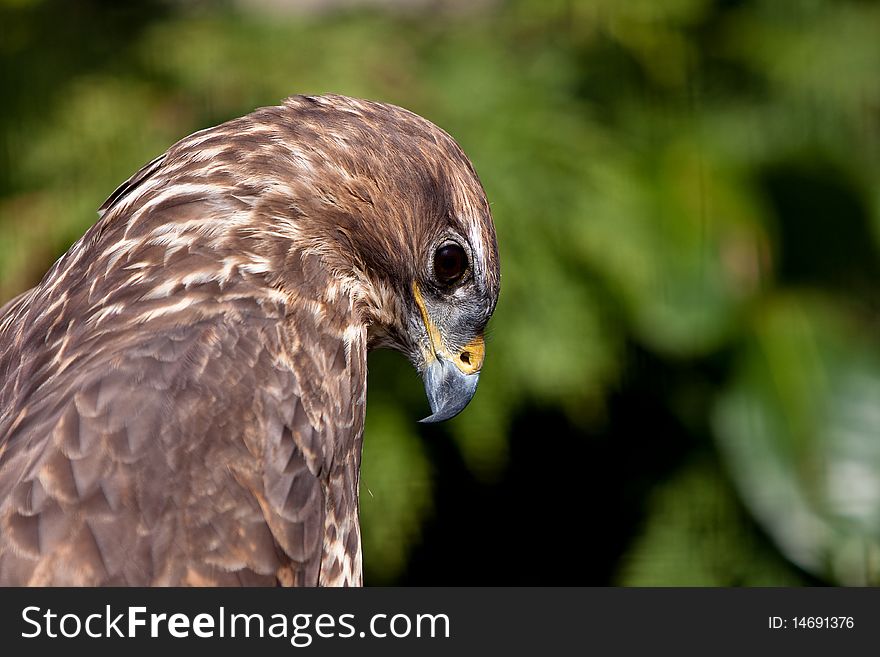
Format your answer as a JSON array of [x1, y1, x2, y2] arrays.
[[433, 243, 467, 285]]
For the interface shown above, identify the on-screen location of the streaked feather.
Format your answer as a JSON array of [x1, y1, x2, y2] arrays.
[[0, 94, 498, 586]]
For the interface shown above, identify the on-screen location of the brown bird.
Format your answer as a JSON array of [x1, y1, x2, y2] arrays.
[[0, 94, 499, 586]]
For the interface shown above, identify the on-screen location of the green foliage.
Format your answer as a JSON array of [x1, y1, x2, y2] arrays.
[[715, 295, 880, 585], [617, 458, 807, 586], [0, 0, 877, 584], [360, 396, 433, 583]]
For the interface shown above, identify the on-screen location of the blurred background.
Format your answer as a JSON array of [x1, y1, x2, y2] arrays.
[[1, 0, 879, 585]]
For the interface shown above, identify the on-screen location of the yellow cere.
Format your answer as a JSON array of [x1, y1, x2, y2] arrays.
[[412, 282, 484, 375]]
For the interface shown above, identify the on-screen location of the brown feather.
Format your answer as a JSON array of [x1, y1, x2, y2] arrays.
[[0, 94, 499, 586]]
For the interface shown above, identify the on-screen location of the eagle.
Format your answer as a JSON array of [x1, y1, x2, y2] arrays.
[[0, 94, 499, 586]]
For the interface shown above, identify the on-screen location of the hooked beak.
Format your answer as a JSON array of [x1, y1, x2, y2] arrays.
[[421, 358, 480, 423], [412, 283, 485, 423]]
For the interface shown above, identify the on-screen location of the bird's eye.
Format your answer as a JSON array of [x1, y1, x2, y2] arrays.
[[433, 243, 467, 285]]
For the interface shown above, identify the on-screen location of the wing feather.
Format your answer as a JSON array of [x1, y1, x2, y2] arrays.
[[0, 298, 366, 586]]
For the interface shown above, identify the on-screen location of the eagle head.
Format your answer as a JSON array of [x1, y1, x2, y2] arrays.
[[266, 95, 501, 423]]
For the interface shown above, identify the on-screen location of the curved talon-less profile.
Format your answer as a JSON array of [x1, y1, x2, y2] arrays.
[[0, 95, 499, 586]]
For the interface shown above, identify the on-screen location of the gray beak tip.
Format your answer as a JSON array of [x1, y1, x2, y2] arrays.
[[420, 357, 480, 424]]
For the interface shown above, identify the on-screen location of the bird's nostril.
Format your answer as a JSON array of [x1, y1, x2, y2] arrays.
[[460, 351, 471, 365]]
